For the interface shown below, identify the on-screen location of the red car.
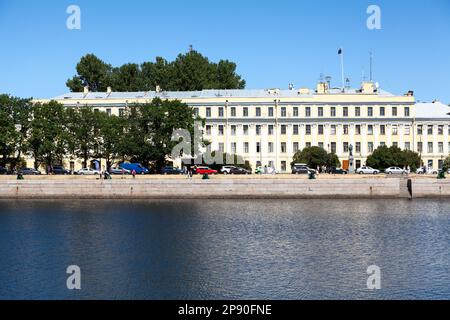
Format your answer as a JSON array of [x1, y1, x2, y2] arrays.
[[195, 166, 218, 175]]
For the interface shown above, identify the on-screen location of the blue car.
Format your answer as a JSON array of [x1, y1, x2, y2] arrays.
[[119, 163, 149, 175]]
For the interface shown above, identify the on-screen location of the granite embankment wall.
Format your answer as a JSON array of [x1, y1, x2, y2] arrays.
[[0, 177, 449, 199]]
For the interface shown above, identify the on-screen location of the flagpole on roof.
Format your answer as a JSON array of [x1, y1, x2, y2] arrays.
[[339, 47, 345, 92]]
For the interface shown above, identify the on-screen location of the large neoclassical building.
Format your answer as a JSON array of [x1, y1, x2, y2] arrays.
[[35, 81, 450, 172]]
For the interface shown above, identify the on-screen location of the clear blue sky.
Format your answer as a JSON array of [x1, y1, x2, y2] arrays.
[[1, 0, 449, 103]]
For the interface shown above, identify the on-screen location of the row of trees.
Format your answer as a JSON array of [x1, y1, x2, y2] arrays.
[[66, 50, 246, 93], [0, 95, 200, 172], [291, 145, 425, 172]]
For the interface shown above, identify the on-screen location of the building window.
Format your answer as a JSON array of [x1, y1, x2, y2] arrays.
[[379, 125, 385, 135], [256, 142, 261, 153], [293, 142, 299, 152], [417, 142, 423, 153], [343, 142, 349, 153], [219, 107, 224, 117], [392, 125, 398, 135], [106, 108, 112, 116], [343, 125, 349, 135], [355, 142, 361, 153], [356, 125, 361, 135], [428, 142, 433, 154], [405, 142, 411, 151], [330, 125, 337, 135], [256, 107, 261, 117], [318, 142, 324, 149], [206, 108, 211, 118], [330, 107, 336, 117], [280, 107, 286, 117], [306, 125, 311, 135], [230, 107, 236, 117], [268, 107, 274, 117], [404, 125, 410, 135], [119, 108, 125, 117], [244, 142, 249, 153], [94, 108, 99, 113], [306, 107, 311, 117], [368, 142, 374, 153], [231, 143, 237, 154], [439, 142, 444, 153], [218, 143, 224, 153], [392, 107, 398, 116], [205, 125, 211, 135], [230, 125, 236, 136], [438, 125, 444, 135], [428, 125, 433, 135], [330, 142, 336, 153], [281, 142, 287, 153], [268, 125, 274, 135], [281, 161, 287, 172], [404, 107, 410, 117], [368, 107, 373, 117], [380, 106, 385, 116], [243, 125, 249, 135], [318, 107, 324, 117], [368, 125, 373, 135], [281, 125, 287, 135], [318, 125, 324, 135], [218, 125, 224, 136], [393, 142, 398, 148], [380, 142, 386, 147], [417, 125, 423, 135], [256, 125, 261, 135], [306, 142, 311, 148], [293, 107, 299, 117], [268, 142, 274, 153], [343, 107, 348, 117], [293, 125, 299, 135], [243, 107, 248, 117], [355, 107, 361, 117]]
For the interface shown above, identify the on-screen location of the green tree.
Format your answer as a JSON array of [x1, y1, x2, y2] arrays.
[[291, 146, 329, 169], [124, 98, 198, 170], [366, 145, 421, 170], [66, 54, 113, 92], [111, 63, 142, 92], [0, 95, 32, 169], [140, 57, 174, 91], [97, 112, 128, 171], [28, 101, 70, 171], [326, 153, 341, 168], [442, 155, 450, 171], [66, 106, 103, 168], [214, 60, 246, 89]]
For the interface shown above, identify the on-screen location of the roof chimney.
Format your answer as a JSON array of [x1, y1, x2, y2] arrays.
[[156, 85, 162, 93], [83, 86, 90, 98], [107, 86, 112, 94]]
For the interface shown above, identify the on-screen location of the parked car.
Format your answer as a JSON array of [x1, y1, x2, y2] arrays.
[[329, 167, 348, 174], [109, 167, 131, 175], [221, 166, 236, 174], [416, 167, 439, 175], [52, 166, 71, 175], [0, 166, 10, 175], [195, 166, 218, 175], [228, 167, 251, 175], [356, 166, 380, 175], [119, 163, 149, 175], [385, 167, 407, 175], [76, 168, 100, 175], [161, 166, 182, 175], [292, 165, 316, 175], [19, 168, 41, 175]]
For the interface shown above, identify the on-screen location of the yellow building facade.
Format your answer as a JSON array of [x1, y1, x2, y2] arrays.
[[35, 82, 450, 172]]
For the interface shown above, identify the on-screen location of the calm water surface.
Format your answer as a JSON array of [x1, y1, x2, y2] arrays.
[[0, 199, 449, 300]]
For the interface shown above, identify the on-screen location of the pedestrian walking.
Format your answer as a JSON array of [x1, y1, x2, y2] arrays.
[[132, 169, 136, 179]]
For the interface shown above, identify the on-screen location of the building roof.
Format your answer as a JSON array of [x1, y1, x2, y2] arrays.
[[51, 88, 398, 101], [415, 101, 450, 119]]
